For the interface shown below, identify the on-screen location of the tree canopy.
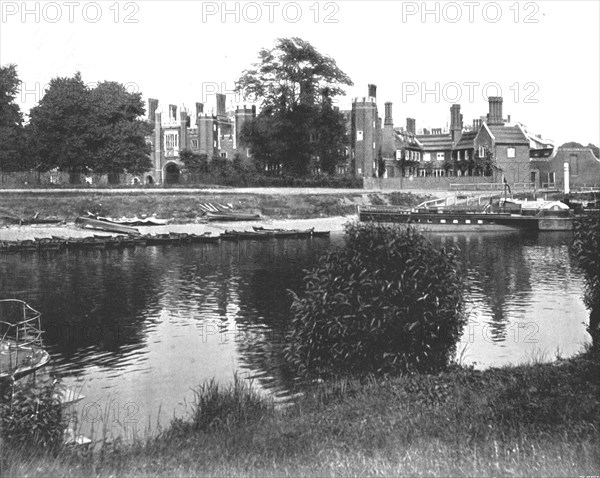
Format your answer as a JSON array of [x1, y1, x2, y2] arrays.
[[0, 64, 25, 171], [26, 73, 152, 175], [236, 38, 353, 176]]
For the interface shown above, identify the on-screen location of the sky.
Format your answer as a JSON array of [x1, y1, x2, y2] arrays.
[[1, 0, 599, 146]]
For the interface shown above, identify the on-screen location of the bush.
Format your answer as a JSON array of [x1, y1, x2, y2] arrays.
[[0, 377, 67, 451], [285, 222, 467, 377], [572, 211, 600, 352]]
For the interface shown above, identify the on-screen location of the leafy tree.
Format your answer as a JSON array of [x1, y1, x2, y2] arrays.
[[236, 38, 353, 176], [314, 93, 348, 175], [25, 73, 151, 178], [180, 149, 209, 174], [0, 64, 26, 171], [88, 82, 152, 175]]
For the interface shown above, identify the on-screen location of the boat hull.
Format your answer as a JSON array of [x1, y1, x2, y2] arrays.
[[359, 207, 573, 232]]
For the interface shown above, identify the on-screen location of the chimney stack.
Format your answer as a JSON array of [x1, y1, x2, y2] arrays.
[[169, 104, 177, 122], [368, 84, 377, 99], [195, 102, 204, 118], [384, 102, 393, 126], [406, 118, 416, 135], [216, 93, 226, 118], [450, 104, 463, 142], [487, 97, 504, 125], [148, 98, 159, 124]]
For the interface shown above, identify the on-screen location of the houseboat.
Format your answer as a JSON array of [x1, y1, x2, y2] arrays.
[[359, 198, 574, 232]]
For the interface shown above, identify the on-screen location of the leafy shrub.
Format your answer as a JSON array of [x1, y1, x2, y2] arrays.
[[572, 211, 600, 352], [285, 222, 467, 377], [0, 377, 67, 450]]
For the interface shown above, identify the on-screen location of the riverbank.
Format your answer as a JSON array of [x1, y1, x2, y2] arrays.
[[3, 349, 598, 477], [0, 216, 352, 242], [0, 189, 432, 225]]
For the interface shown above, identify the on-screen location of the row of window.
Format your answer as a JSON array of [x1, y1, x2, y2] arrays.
[[396, 146, 516, 162]]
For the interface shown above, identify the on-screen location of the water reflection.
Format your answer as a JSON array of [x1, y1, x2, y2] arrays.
[[0, 231, 590, 439], [426, 231, 589, 367]]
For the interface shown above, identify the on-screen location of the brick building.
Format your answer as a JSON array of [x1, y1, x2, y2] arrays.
[[533, 147, 600, 189], [350, 87, 553, 187], [144, 94, 255, 184]]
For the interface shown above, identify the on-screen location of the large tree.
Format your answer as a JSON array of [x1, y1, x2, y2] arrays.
[[0, 64, 25, 171], [236, 38, 353, 176], [25, 73, 151, 177]]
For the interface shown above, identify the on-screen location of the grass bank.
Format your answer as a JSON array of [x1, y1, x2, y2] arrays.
[[0, 190, 430, 223], [3, 351, 598, 477]]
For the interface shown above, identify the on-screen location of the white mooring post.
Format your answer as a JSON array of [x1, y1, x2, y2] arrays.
[[564, 162, 570, 194]]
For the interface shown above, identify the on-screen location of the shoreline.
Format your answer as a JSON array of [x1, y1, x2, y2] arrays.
[[0, 215, 355, 242]]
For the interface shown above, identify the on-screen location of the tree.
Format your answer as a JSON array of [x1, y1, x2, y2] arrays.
[[25, 73, 91, 175], [236, 38, 353, 176], [0, 64, 26, 171], [88, 82, 152, 175], [180, 149, 208, 175], [314, 93, 348, 175], [25, 73, 151, 178]]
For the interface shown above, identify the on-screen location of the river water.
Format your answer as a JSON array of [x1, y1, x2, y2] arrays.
[[0, 230, 590, 440]]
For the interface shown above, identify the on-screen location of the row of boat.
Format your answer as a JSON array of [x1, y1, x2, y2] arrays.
[[0, 228, 331, 253]]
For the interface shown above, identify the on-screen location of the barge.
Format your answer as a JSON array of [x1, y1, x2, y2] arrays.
[[359, 199, 574, 232]]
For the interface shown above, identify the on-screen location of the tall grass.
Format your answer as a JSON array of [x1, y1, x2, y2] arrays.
[[2, 352, 599, 477]]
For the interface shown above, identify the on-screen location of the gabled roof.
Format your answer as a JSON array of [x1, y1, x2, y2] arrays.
[[487, 125, 529, 145], [454, 131, 477, 149], [394, 131, 422, 148], [416, 134, 453, 151]]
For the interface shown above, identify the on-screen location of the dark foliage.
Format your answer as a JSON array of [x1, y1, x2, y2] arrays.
[[25, 73, 152, 175], [285, 222, 467, 377], [0, 64, 26, 172], [572, 211, 600, 352], [236, 38, 352, 176], [1, 377, 67, 451]]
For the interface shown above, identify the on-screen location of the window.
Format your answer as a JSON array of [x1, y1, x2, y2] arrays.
[[220, 152, 227, 158], [570, 154, 579, 175], [191, 139, 198, 149], [437, 152, 445, 161], [164, 132, 179, 157], [507, 147, 515, 158], [357, 130, 363, 141], [478, 145, 485, 157], [457, 150, 461, 161], [423, 153, 431, 162]]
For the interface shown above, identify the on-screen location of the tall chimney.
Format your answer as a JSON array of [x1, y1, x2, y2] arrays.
[[406, 118, 416, 135], [216, 93, 226, 118], [487, 97, 504, 125], [450, 104, 463, 142], [148, 98, 158, 124], [384, 102, 393, 126], [368, 84, 377, 99]]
